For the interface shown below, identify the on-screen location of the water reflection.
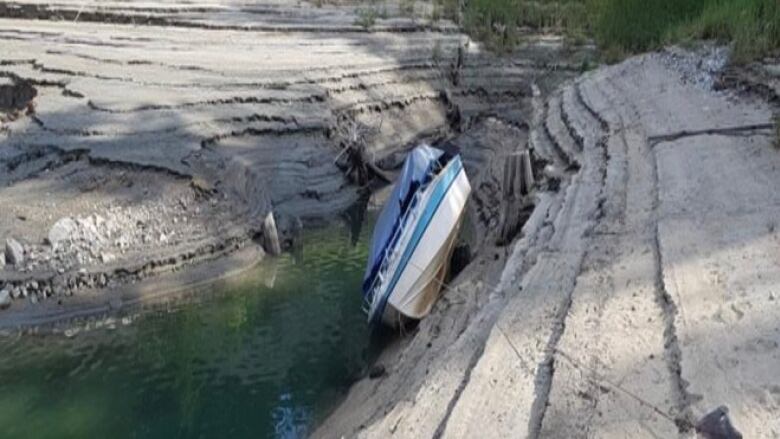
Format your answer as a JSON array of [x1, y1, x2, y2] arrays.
[[0, 214, 376, 439]]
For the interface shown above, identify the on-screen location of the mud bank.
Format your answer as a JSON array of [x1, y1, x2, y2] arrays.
[[0, 0, 591, 327], [314, 47, 780, 438]]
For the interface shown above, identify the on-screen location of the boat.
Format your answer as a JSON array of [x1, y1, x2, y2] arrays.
[[362, 144, 472, 327]]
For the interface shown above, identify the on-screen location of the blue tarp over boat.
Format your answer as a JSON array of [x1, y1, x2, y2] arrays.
[[362, 145, 444, 296]]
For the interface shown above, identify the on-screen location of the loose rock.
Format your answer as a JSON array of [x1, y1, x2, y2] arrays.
[[696, 406, 743, 439], [5, 237, 24, 266], [47, 217, 78, 248], [368, 365, 386, 379], [0, 288, 10, 309]]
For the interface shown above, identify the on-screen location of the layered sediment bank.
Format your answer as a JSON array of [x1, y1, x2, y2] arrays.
[[315, 48, 780, 438], [0, 0, 587, 327]]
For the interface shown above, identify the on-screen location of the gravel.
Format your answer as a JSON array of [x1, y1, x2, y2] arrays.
[[658, 45, 730, 91]]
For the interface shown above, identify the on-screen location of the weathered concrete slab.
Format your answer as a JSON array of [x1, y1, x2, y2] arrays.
[[656, 132, 780, 438]]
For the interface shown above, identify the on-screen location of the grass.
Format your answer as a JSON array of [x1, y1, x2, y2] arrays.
[[399, 0, 415, 17], [461, 0, 520, 52], [451, 0, 779, 61], [593, 0, 780, 63], [432, 0, 460, 23], [354, 7, 379, 28], [680, 0, 780, 63]]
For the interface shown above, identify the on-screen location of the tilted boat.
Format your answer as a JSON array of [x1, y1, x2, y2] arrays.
[[362, 144, 471, 327]]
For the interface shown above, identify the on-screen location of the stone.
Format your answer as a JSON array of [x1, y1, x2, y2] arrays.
[[190, 176, 215, 194], [115, 235, 130, 249], [99, 252, 116, 264], [5, 237, 24, 266], [368, 364, 386, 379], [92, 214, 106, 228], [0, 252, 5, 267], [76, 217, 101, 245], [47, 217, 78, 248], [0, 288, 10, 309], [0, 80, 36, 112], [696, 406, 742, 439]]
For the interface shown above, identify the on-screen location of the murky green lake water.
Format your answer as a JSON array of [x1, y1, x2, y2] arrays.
[[0, 217, 376, 438]]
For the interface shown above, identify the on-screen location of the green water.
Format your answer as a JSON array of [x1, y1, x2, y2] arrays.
[[0, 217, 376, 438]]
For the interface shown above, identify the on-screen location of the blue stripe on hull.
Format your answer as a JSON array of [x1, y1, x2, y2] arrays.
[[369, 157, 465, 326]]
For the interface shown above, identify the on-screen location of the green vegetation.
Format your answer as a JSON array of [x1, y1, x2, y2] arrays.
[[457, 0, 590, 51], [355, 7, 379, 28], [432, 0, 460, 23], [593, 0, 780, 63], [452, 0, 779, 61], [400, 0, 416, 17], [462, 0, 518, 51]]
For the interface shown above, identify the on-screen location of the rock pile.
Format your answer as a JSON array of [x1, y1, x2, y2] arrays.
[[0, 188, 229, 309]]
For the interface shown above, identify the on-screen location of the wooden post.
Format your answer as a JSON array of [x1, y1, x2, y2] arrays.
[[521, 150, 534, 196], [499, 150, 535, 245], [262, 211, 282, 256], [499, 153, 520, 245]]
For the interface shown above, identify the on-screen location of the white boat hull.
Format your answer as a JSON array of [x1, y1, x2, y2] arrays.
[[368, 158, 471, 326]]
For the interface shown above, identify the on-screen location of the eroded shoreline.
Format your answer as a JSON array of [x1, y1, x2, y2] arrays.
[[314, 48, 780, 439], [2, 2, 780, 437], [0, 0, 588, 329]]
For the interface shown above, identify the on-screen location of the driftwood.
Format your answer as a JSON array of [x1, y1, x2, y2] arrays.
[[498, 149, 535, 245], [262, 211, 282, 256], [332, 114, 391, 185]]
